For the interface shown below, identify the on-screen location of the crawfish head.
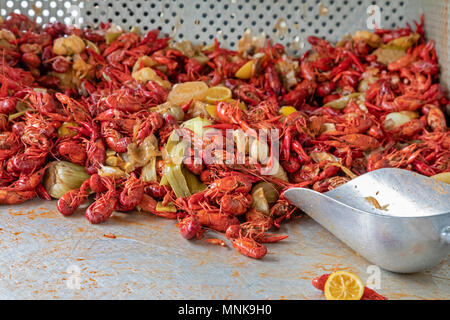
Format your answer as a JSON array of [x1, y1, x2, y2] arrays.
[[0, 189, 36, 205], [233, 84, 265, 106], [104, 89, 144, 113], [206, 175, 253, 198], [0, 97, 18, 114], [119, 174, 144, 211], [85, 138, 106, 175], [85, 190, 118, 224], [57, 188, 87, 216], [56, 140, 87, 166], [178, 215, 202, 240], [219, 193, 252, 216], [0, 132, 20, 161]]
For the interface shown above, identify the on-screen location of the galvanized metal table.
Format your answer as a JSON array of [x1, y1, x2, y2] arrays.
[[0, 199, 448, 299]]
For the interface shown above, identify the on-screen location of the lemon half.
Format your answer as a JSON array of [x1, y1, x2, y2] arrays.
[[324, 271, 364, 300]]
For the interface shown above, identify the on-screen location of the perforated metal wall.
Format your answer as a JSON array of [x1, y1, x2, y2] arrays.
[[0, 0, 448, 89]]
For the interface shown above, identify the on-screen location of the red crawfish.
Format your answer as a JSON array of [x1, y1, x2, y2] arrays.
[[54, 92, 91, 122], [144, 182, 169, 199], [367, 144, 422, 172], [281, 155, 301, 173], [195, 208, 240, 233], [204, 174, 254, 199], [321, 134, 381, 151], [0, 97, 18, 114], [118, 174, 144, 212], [144, 81, 170, 105], [24, 90, 71, 122], [183, 147, 205, 175], [215, 101, 254, 133], [233, 84, 265, 106], [264, 65, 282, 95], [292, 162, 340, 185], [57, 179, 90, 216], [100, 121, 132, 154], [384, 118, 424, 139], [103, 32, 140, 58], [184, 58, 204, 80], [134, 112, 164, 144], [2, 167, 47, 192], [104, 88, 144, 113], [0, 190, 36, 205], [85, 184, 118, 224], [36, 183, 52, 201], [245, 208, 274, 230], [6, 146, 48, 175], [281, 80, 315, 108], [219, 193, 253, 216], [85, 138, 106, 175], [51, 56, 71, 73], [88, 173, 109, 193], [312, 176, 351, 193], [225, 224, 288, 244], [139, 193, 178, 219], [56, 139, 87, 166], [0, 132, 20, 161], [231, 236, 268, 259], [0, 114, 8, 131], [178, 215, 202, 240], [270, 196, 298, 228], [426, 106, 447, 132]]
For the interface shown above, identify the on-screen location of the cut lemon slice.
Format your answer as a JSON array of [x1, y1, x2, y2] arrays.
[[205, 86, 232, 104], [324, 271, 364, 300], [235, 60, 254, 79], [279, 106, 297, 117], [205, 104, 217, 118], [167, 81, 208, 106]]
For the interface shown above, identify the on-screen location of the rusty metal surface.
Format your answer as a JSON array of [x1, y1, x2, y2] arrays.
[[0, 0, 448, 300], [0, 199, 448, 299]]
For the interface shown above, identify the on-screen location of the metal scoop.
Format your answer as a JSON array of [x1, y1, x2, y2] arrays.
[[284, 168, 450, 273]]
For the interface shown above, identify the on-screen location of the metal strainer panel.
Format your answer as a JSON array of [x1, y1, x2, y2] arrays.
[[0, 0, 448, 87]]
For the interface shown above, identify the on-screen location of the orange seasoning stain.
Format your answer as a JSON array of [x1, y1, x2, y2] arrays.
[[232, 270, 239, 277], [8, 207, 57, 219], [38, 209, 58, 218], [103, 233, 116, 239], [8, 208, 25, 216]]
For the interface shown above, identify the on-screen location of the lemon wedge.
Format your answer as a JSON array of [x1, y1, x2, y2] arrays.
[[235, 60, 254, 79], [280, 106, 297, 117], [205, 86, 232, 104]]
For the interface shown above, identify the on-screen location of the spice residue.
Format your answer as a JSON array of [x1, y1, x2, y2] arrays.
[[365, 196, 389, 211]]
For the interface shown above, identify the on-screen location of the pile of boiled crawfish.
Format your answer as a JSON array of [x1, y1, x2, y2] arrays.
[[0, 14, 448, 260]]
